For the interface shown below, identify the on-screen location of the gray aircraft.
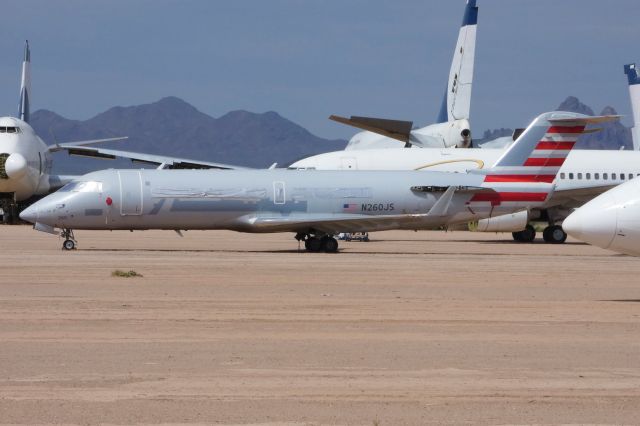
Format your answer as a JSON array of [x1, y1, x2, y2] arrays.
[[20, 112, 612, 252]]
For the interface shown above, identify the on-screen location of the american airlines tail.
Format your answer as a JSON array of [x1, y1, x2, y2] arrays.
[[624, 63, 640, 151], [19, 40, 31, 123], [436, 0, 478, 124]]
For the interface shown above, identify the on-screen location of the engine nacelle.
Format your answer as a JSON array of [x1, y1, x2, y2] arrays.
[[4, 153, 28, 179], [410, 119, 471, 148], [471, 210, 529, 232]]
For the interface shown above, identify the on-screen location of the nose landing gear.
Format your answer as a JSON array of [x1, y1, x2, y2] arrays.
[[61, 228, 77, 250]]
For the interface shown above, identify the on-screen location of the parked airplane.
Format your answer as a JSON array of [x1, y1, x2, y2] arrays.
[[0, 42, 241, 224], [338, 0, 478, 150], [563, 176, 640, 257], [20, 112, 613, 251], [624, 63, 640, 150]]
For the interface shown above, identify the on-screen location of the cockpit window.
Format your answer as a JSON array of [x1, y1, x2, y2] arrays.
[[59, 181, 103, 193], [0, 126, 20, 133]]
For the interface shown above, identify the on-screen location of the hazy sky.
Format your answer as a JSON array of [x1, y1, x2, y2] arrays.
[[1, 0, 639, 139]]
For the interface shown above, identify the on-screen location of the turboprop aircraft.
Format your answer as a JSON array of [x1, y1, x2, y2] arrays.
[[0, 42, 241, 223], [20, 112, 614, 252], [338, 0, 478, 150], [563, 176, 640, 257]]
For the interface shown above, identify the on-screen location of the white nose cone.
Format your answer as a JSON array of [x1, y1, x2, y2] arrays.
[[564, 192, 618, 250], [5, 153, 28, 179]]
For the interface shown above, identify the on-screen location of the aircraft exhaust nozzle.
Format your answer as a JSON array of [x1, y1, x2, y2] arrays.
[[459, 128, 472, 148], [5, 153, 28, 179]]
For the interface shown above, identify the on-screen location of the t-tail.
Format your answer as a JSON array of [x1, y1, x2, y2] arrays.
[[470, 112, 619, 206], [19, 40, 31, 123], [436, 0, 478, 124], [624, 63, 640, 151]]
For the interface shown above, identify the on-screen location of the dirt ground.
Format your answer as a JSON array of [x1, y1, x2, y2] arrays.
[[0, 226, 639, 425]]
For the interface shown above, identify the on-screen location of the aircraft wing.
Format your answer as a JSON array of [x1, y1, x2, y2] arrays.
[[47, 137, 129, 150], [51, 145, 247, 170], [243, 213, 432, 234], [242, 186, 495, 234], [547, 185, 617, 209]]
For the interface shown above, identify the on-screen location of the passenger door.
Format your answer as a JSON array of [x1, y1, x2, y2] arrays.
[[118, 170, 143, 215]]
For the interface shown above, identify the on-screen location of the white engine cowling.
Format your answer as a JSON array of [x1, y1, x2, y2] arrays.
[[410, 119, 471, 148], [471, 210, 529, 232], [4, 153, 28, 179]]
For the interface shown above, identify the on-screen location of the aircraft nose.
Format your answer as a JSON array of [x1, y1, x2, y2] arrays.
[[19, 204, 37, 223], [563, 196, 617, 249]]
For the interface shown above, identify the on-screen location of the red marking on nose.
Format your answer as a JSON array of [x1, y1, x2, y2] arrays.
[[106, 197, 113, 206]]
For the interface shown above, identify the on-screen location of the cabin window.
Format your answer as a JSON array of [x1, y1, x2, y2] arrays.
[[612, 173, 617, 180], [560, 173, 566, 179], [621, 174, 626, 181], [586, 173, 591, 180], [603, 173, 608, 180], [577, 173, 582, 180], [595, 173, 600, 180], [630, 174, 634, 180], [569, 173, 574, 179]]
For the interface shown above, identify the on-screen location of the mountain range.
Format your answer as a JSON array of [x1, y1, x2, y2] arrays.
[[30, 96, 633, 175]]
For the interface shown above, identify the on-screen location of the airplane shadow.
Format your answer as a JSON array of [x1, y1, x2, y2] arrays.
[[600, 299, 640, 303]]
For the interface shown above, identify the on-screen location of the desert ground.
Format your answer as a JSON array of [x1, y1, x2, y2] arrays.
[[0, 226, 639, 425]]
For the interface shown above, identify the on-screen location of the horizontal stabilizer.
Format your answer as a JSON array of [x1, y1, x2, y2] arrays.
[[550, 115, 621, 125], [330, 115, 413, 143]]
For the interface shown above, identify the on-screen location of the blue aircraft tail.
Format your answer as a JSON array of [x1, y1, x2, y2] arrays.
[[436, 0, 478, 124], [625, 64, 640, 150], [19, 40, 31, 123]]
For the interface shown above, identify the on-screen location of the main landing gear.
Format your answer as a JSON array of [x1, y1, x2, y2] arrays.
[[512, 224, 536, 243], [512, 224, 568, 244], [295, 233, 339, 253], [61, 228, 77, 250], [542, 225, 567, 244]]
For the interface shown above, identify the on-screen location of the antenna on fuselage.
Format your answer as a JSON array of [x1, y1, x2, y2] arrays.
[[19, 40, 31, 123]]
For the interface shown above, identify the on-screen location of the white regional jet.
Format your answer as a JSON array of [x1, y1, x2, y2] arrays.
[[20, 112, 613, 252], [336, 0, 478, 151], [0, 42, 241, 223]]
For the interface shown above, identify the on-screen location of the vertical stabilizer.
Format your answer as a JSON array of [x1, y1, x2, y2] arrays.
[[19, 40, 31, 123], [625, 63, 640, 150], [436, 0, 478, 123]]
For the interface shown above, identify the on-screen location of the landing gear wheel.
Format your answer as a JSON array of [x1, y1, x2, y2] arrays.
[[322, 236, 339, 253], [60, 229, 77, 251], [543, 225, 567, 244], [512, 224, 536, 243], [305, 237, 323, 252]]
